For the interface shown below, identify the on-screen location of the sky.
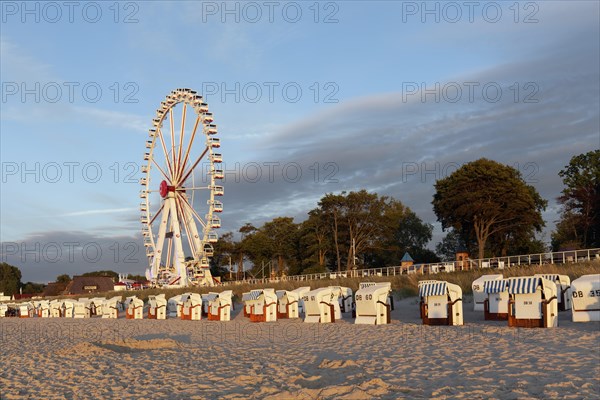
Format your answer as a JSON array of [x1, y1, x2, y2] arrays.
[[1, 1, 599, 283]]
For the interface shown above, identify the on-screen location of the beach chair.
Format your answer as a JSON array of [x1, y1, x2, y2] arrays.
[[507, 276, 558, 328], [202, 293, 219, 317], [535, 274, 572, 311], [102, 297, 121, 319], [483, 279, 509, 320], [243, 289, 277, 322], [276, 290, 301, 319], [62, 300, 76, 318], [73, 301, 91, 318], [148, 294, 167, 319], [180, 293, 202, 320], [50, 300, 62, 318], [168, 294, 188, 318], [291, 286, 311, 316], [355, 282, 393, 325], [18, 302, 34, 318], [303, 287, 336, 323], [330, 286, 354, 314], [418, 280, 463, 326], [208, 290, 233, 321], [570, 274, 600, 322], [472, 274, 504, 311], [242, 290, 263, 317], [125, 296, 144, 319], [89, 297, 106, 317]]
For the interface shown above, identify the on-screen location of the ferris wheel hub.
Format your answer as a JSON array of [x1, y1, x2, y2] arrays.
[[159, 180, 175, 198]]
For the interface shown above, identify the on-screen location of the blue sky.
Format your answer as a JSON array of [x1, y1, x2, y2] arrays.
[[1, 1, 599, 282]]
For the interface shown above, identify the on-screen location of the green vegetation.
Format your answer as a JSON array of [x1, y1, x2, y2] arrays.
[[0, 262, 22, 296], [552, 150, 600, 250], [433, 158, 547, 261]]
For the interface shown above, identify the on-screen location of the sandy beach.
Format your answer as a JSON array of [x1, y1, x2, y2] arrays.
[[1, 297, 599, 400]]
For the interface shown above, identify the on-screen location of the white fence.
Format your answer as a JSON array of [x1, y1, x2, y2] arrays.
[[231, 248, 600, 286]]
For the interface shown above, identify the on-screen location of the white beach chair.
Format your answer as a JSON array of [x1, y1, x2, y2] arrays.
[[61, 300, 75, 318], [355, 282, 393, 325], [276, 290, 301, 319], [418, 280, 463, 326], [243, 289, 277, 322], [148, 294, 167, 319], [202, 292, 219, 317], [535, 274, 572, 311], [472, 274, 503, 312], [570, 274, 600, 322], [167, 293, 188, 318], [507, 276, 558, 328], [208, 290, 233, 321], [483, 279, 509, 320], [303, 287, 336, 323], [102, 296, 122, 319], [181, 293, 202, 320], [125, 296, 144, 319]]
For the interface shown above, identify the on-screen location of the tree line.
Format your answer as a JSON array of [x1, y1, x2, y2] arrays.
[[211, 150, 599, 279]]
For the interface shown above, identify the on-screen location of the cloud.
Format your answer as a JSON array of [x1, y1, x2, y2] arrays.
[[59, 208, 137, 217], [0, 231, 147, 283]]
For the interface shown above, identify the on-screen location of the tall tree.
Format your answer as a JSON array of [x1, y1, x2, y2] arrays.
[[261, 217, 299, 276], [553, 150, 600, 249], [300, 209, 330, 271], [0, 263, 22, 296], [432, 158, 547, 260], [319, 193, 347, 272]]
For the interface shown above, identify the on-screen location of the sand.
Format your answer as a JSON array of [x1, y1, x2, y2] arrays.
[[1, 297, 599, 399]]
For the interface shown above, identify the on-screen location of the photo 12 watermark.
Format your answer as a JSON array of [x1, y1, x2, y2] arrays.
[[400, 1, 539, 24], [400, 161, 539, 184], [1, 1, 140, 24], [200, 81, 339, 104], [401, 81, 539, 104], [0, 241, 141, 264], [1, 82, 140, 104], [199, 1, 340, 24]]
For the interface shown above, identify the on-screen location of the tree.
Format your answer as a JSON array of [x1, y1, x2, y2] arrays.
[[300, 209, 330, 271], [21, 282, 45, 294], [0, 263, 22, 296], [319, 193, 347, 273], [432, 158, 547, 260], [553, 150, 600, 249], [379, 200, 434, 265], [55, 274, 71, 284], [83, 270, 119, 281], [261, 217, 299, 276], [435, 230, 469, 261]]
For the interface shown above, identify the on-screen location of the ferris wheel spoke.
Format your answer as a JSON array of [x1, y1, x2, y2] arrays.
[[157, 127, 175, 179], [175, 103, 187, 182], [169, 108, 176, 179], [176, 191, 207, 229], [151, 159, 170, 182], [149, 203, 165, 225], [178, 115, 201, 183], [175, 196, 197, 256], [179, 146, 209, 186]]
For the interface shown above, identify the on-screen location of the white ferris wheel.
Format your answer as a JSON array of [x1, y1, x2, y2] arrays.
[[140, 88, 223, 287]]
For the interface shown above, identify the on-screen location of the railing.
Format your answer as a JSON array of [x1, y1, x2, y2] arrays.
[[230, 248, 600, 286]]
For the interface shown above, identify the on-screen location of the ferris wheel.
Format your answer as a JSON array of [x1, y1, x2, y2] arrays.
[[140, 88, 223, 287]]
